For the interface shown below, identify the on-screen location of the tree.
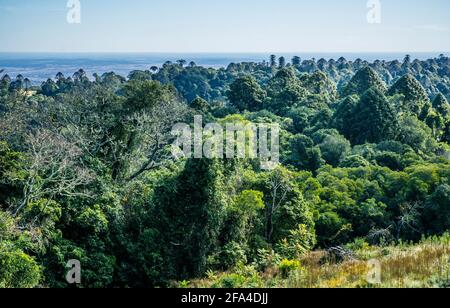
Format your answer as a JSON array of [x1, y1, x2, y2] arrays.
[[55, 72, 65, 81], [0, 142, 24, 207], [128, 70, 152, 81], [317, 58, 327, 70], [9, 75, 25, 92], [259, 167, 315, 246], [177, 59, 187, 67], [190, 96, 211, 113], [74, 69, 87, 80], [354, 58, 363, 70], [270, 55, 277, 67], [14, 130, 94, 216], [432, 93, 450, 118], [339, 155, 370, 168], [152, 159, 230, 279], [265, 168, 291, 242], [1, 74, 11, 84], [343, 67, 387, 97], [41, 79, 58, 96], [424, 184, 450, 233], [401, 54, 412, 73], [403, 54, 411, 65], [220, 190, 265, 267], [227, 75, 266, 111], [348, 87, 399, 144], [394, 202, 423, 240], [0, 209, 42, 288], [332, 95, 359, 138], [266, 68, 308, 115], [23, 78, 31, 91], [432, 93, 450, 142], [0, 242, 42, 288], [287, 107, 313, 133], [343, 199, 388, 237], [0, 74, 11, 99], [317, 134, 351, 167], [425, 109, 446, 140], [111, 80, 188, 181], [397, 115, 436, 153], [292, 56, 301, 66], [300, 71, 337, 100], [388, 74, 429, 115], [287, 134, 324, 172], [279, 57, 286, 68], [337, 57, 348, 69]]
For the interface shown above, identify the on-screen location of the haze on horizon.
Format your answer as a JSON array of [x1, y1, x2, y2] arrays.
[[0, 0, 449, 53]]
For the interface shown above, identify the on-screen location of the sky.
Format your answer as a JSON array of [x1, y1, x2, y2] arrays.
[[0, 0, 449, 53]]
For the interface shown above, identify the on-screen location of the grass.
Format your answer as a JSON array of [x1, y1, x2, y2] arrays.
[[187, 235, 450, 288]]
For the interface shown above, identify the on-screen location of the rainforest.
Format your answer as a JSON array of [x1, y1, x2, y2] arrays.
[[1, 54, 450, 288]]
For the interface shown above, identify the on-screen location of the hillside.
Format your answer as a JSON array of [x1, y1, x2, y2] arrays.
[[1, 54, 450, 288]]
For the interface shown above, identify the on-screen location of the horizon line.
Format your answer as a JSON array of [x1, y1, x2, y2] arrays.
[[0, 51, 448, 54]]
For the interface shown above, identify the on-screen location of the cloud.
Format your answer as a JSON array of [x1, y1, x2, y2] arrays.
[[414, 24, 450, 32]]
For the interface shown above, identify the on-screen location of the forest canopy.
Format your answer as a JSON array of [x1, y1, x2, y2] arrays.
[[1, 54, 450, 288]]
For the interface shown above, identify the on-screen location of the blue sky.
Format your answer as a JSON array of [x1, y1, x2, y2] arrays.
[[0, 0, 449, 52]]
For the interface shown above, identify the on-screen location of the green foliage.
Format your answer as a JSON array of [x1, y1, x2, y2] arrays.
[[190, 96, 211, 114], [332, 96, 359, 136], [74, 204, 109, 235], [178, 280, 191, 288], [272, 192, 316, 246], [0, 141, 24, 205], [347, 88, 399, 144], [424, 184, 450, 233], [343, 67, 387, 97], [228, 76, 266, 112], [0, 211, 42, 288], [0, 244, 42, 288], [278, 259, 302, 278], [388, 74, 429, 115], [315, 211, 352, 246], [266, 68, 308, 115], [219, 241, 248, 269], [150, 159, 230, 280], [300, 71, 337, 101], [287, 134, 324, 172], [211, 264, 263, 288], [339, 155, 370, 168], [153, 64, 221, 102], [254, 248, 281, 271], [433, 93, 450, 118], [317, 133, 351, 167], [344, 238, 370, 252], [234, 190, 265, 212], [397, 115, 437, 153], [122, 79, 176, 112], [276, 224, 317, 259], [43, 237, 116, 288], [1, 55, 450, 288]]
